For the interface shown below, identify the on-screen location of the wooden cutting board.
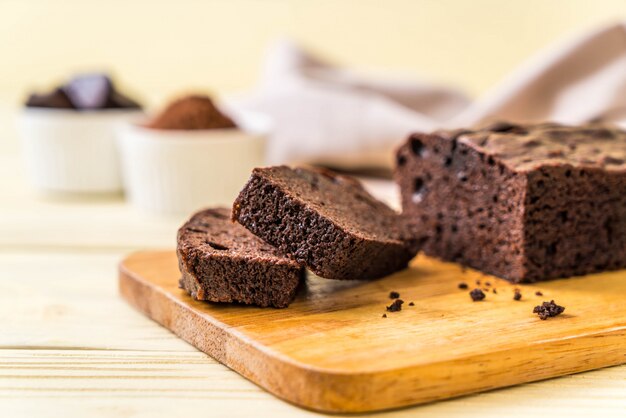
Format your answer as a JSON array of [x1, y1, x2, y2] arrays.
[[119, 250, 626, 413]]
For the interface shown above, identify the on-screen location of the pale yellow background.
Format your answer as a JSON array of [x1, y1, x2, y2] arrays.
[[1, 0, 625, 100], [2, 4, 626, 416], [0, 0, 625, 151]]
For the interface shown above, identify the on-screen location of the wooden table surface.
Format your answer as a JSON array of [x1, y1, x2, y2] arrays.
[[1, 152, 625, 417]]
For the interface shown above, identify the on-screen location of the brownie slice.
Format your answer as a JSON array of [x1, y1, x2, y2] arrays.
[[177, 208, 304, 308], [395, 122, 626, 283], [232, 166, 419, 280]]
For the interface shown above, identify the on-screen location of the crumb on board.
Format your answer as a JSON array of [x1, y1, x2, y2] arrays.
[[533, 300, 565, 320], [470, 288, 486, 301], [386, 299, 404, 312]]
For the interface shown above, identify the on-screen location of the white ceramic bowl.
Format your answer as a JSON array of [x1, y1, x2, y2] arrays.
[[17, 108, 143, 193], [116, 112, 270, 215]]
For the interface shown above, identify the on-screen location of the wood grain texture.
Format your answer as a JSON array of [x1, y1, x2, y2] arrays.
[[2, 251, 625, 418], [2, 234, 626, 418], [119, 250, 626, 413], [2, 148, 626, 417]]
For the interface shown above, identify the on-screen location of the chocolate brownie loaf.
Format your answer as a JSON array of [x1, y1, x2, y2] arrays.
[[177, 208, 304, 308], [395, 122, 626, 282], [232, 166, 419, 280]]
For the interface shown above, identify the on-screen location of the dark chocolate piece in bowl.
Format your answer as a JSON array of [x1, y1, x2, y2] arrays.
[[533, 300, 565, 320], [177, 208, 304, 308], [63, 74, 113, 109], [25, 73, 142, 110], [25, 88, 75, 109], [395, 122, 626, 283], [233, 166, 420, 281]]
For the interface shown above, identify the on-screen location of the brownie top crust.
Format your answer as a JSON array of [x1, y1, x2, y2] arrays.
[[438, 122, 626, 172], [241, 166, 409, 245], [178, 208, 299, 266]]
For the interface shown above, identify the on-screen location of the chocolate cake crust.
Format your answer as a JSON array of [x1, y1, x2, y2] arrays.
[[395, 122, 626, 283], [177, 208, 304, 308], [232, 166, 419, 280], [458, 122, 625, 171]]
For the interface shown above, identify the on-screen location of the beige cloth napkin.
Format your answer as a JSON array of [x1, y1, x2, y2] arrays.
[[228, 22, 626, 169]]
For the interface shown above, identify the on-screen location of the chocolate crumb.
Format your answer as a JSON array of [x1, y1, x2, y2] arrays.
[[408, 301, 415, 306], [386, 299, 404, 312], [382, 313, 387, 318], [533, 300, 565, 320], [470, 288, 486, 301], [483, 288, 490, 292], [535, 291, 543, 296], [389, 291, 400, 299], [492, 288, 497, 294], [458, 282, 468, 289], [513, 289, 522, 301], [476, 279, 481, 285], [485, 281, 491, 287]]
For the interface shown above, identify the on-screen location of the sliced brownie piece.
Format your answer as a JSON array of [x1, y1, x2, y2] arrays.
[[177, 208, 304, 308], [232, 166, 419, 280], [395, 122, 626, 283]]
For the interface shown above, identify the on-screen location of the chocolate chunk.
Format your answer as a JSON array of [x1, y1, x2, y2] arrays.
[[408, 301, 415, 306], [389, 291, 400, 299], [513, 289, 522, 301], [535, 291, 543, 296], [26, 88, 75, 109], [106, 89, 142, 109], [470, 288, 486, 301], [25, 73, 141, 110], [63, 74, 112, 109], [382, 313, 387, 318], [386, 299, 404, 312], [458, 282, 468, 289], [533, 300, 565, 320]]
